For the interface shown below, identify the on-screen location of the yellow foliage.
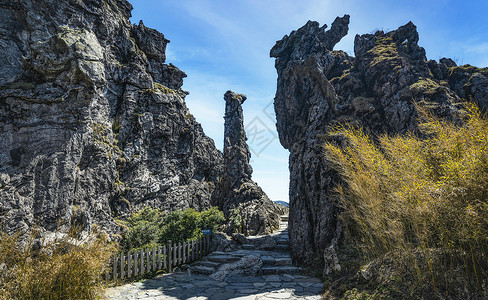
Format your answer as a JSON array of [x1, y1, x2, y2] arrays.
[[0, 229, 116, 300], [324, 103, 488, 288]]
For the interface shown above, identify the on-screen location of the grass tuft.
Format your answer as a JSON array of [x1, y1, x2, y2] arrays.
[[324, 103, 488, 295], [0, 228, 116, 300]]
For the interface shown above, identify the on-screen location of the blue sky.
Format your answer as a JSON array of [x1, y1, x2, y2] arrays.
[[130, 0, 488, 202]]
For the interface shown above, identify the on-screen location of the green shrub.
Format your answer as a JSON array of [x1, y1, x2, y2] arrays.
[[200, 206, 226, 233], [120, 207, 224, 250], [120, 221, 159, 251], [324, 103, 488, 292], [0, 229, 116, 300], [120, 207, 162, 251], [158, 207, 224, 244]]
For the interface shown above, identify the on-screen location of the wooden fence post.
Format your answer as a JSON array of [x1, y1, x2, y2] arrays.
[[167, 241, 172, 273], [113, 254, 118, 281], [127, 251, 132, 279], [173, 241, 177, 268], [134, 250, 138, 278], [157, 245, 161, 270], [182, 241, 186, 264], [120, 252, 125, 279], [163, 244, 167, 270], [199, 238, 203, 259], [146, 247, 151, 273], [140, 248, 145, 275], [151, 247, 154, 272], [186, 241, 190, 263], [196, 239, 200, 259], [178, 242, 182, 265]]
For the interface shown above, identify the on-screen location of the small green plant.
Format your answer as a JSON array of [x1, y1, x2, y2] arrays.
[[229, 208, 243, 233]]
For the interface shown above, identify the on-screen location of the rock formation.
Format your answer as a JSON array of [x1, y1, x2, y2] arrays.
[[0, 0, 283, 239], [0, 0, 226, 236], [223, 91, 253, 181], [218, 91, 282, 236], [271, 16, 488, 267]]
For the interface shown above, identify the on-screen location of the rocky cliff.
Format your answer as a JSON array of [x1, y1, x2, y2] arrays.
[[0, 0, 282, 239], [271, 16, 488, 267], [0, 0, 225, 236]]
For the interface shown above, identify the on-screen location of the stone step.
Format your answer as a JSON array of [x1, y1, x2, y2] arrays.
[[190, 265, 215, 275], [275, 239, 289, 245], [207, 254, 241, 263], [241, 244, 255, 250], [198, 260, 221, 268], [274, 244, 289, 251], [274, 257, 293, 266], [261, 256, 276, 266], [261, 266, 302, 275]]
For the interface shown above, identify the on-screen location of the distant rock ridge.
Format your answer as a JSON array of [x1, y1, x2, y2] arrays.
[[0, 0, 278, 238], [271, 15, 488, 268]]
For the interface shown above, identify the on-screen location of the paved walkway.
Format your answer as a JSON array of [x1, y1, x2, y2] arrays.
[[104, 215, 323, 300]]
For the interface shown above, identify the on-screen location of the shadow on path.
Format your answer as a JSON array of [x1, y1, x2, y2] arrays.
[[105, 271, 322, 299]]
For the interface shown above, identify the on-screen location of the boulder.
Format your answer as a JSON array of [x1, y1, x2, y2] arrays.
[[210, 255, 263, 281]]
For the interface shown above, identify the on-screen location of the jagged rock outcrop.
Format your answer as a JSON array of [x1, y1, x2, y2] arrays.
[[218, 91, 281, 236], [0, 0, 224, 236], [223, 91, 253, 181], [271, 16, 488, 267]]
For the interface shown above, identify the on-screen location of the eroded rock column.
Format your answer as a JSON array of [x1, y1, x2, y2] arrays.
[[218, 90, 282, 236], [223, 90, 253, 182]]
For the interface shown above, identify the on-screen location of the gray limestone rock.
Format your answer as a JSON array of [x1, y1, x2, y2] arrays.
[[210, 255, 263, 281], [0, 0, 224, 236], [217, 91, 282, 236], [271, 16, 486, 269], [209, 232, 238, 252]]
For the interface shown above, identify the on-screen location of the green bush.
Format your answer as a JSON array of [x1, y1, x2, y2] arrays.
[[120, 207, 162, 251], [158, 207, 224, 244], [324, 103, 488, 292], [120, 207, 224, 251], [200, 206, 226, 233]]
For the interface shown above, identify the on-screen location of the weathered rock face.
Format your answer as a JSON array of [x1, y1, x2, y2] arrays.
[[223, 91, 252, 181], [0, 0, 223, 236], [271, 16, 488, 267], [218, 91, 281, 236]]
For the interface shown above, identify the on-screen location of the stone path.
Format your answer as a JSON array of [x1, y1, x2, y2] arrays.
[[104, 215, 323, 300]]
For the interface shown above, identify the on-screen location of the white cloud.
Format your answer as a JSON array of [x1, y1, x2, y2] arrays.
[[253, 166, 290, 202], [164, 44, 179, 63], [466, 42, 488, 54]]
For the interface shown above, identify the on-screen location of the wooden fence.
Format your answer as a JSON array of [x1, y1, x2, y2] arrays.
[[107, 235, 211, 281]]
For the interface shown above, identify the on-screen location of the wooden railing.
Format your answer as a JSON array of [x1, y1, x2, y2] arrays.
[[107, 235, 211, 281]]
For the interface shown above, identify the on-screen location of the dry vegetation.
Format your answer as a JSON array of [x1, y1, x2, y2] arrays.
[[324, 103, 488, 298], [0, 228, 116, 300]]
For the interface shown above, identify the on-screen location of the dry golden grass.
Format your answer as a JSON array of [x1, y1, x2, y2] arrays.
[[324, 103, 488, 293], [0, 228, 116, 300]]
